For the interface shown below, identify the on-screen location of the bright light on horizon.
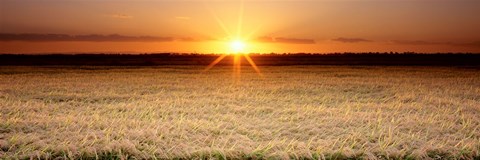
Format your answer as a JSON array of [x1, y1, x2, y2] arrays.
[[230, 40, 246, 54]]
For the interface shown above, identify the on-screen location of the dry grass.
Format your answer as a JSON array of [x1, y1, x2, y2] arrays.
[[0, 66, 479, 159]]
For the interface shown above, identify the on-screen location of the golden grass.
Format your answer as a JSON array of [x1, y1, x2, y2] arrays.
[[0, 66, 479, 159]]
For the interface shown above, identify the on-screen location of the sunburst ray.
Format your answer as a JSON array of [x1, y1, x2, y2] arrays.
[[233, 54, 241, 80], [203, 54, 227, 72], [204, 4, 232, 38], [244, 54, 263, 77], [203, 0, 263, 81], [236, 0, 244, 38]]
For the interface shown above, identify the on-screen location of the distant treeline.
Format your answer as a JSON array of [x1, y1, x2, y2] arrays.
[[1, 53, 480, 66]]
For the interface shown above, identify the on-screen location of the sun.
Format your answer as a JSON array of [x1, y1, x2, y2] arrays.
[[230, 40, 246, 53], [203, 39, 263, 79], [202, 1, 263, 79]]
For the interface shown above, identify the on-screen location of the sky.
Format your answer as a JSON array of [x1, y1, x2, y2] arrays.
[[1, 0, 480, 54]]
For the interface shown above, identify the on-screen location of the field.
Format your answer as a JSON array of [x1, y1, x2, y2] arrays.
[[1, 66, 479, 159]]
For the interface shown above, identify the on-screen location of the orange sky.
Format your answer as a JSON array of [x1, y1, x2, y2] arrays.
[[1, 0, 480, 53]]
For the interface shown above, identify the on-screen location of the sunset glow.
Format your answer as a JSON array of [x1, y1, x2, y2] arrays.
[[204, 40, 262, 78], [230, 40, 246, 54], [1, 0, 480, 53]]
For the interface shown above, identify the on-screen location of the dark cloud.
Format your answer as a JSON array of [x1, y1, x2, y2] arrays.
[[276, 37, 315, 44], [0, 33, 173, 42], [457, 41, 480, 48], [332, 37, 372, 43], [256, 36, 315, 44], [256, 36, 275, 43]]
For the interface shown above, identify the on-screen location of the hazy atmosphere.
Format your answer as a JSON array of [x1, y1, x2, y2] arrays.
[[1, 0, 480, 53]]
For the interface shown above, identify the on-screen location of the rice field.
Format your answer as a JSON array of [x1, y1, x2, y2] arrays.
[[0, 66, 479, 159]]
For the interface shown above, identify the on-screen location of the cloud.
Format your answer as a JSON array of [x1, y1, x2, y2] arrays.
[[177, 37, 206, 42], [110, 14, 133, 19], [256, 36, 315, 44], [0, 33, 173, 42], [451, 41, 480, 48], [392, 40, 480, 48], [463, 41, 480, 47], [178, 37, 196, 42], [332, 37, 372, 43], [256, 36, 275, 43], [391, 40, 446, 45], [174, 36, 216, 42]]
